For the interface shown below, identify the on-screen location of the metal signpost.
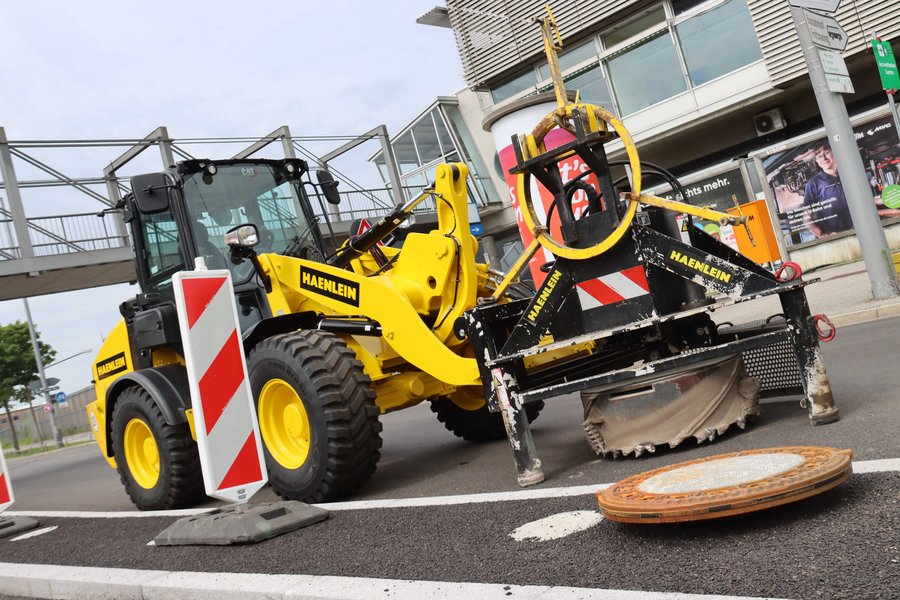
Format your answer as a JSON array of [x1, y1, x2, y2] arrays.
[[818, 48, 853, 93], [871, 38, 900, 144], [802, 9, 847, 51], [22, 298, 64, 447], [789, 3, 899, 299]]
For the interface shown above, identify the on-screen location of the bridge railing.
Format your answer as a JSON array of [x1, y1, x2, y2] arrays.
[[0, 210, 128, 260], [0, 184, 435, 261]]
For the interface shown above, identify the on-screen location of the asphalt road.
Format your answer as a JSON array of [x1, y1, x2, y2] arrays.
[[2, 316, 900, 599]]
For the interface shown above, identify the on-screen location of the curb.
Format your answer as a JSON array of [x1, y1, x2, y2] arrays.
[[5, 438, 94, 462], [828, 301, 900, 328], [0, 562, 789, 600]]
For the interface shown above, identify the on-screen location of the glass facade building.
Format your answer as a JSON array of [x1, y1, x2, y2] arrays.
[[372, 100, 499, 207], [487, 0, 762, 118]]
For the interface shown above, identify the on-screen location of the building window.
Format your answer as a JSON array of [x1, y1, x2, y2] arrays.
[[487, 0, 764, 118], [604, 6, 667, 46], [537, 40, 598, 81], [602, 7, 687, 116], [606, 32, 687, 115], [565, 64, 615, 111], [373, 104, 499, 206], [393, 131, 419, 175], [490, 69, 537, 104], [675, 0, 763, 86]]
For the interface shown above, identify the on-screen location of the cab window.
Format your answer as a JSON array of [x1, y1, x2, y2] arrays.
[[140, 210, 185, 296]]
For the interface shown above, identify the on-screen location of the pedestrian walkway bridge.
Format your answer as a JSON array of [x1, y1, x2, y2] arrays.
[[0, 126, 435, 301]]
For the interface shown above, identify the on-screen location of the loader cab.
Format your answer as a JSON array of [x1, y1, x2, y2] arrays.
[[127, 158, 326, 334]]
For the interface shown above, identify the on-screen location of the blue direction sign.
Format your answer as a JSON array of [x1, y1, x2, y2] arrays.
[[54, 391, 67, 404], [470, 223, 485, 236]]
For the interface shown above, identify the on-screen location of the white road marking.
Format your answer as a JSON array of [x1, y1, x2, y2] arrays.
[[8, 525, 57, 541], [5, 457, 894, 519], [850, 457, 900, 473], [6, 507, 219, 519], [510, 510, 604, 541], [0, 562, 793, 600]]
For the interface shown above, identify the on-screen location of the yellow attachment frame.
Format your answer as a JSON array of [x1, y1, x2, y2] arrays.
[[500, 5, 747, 285], [516, 102, 642, 263], [636, 194, 748, 228]]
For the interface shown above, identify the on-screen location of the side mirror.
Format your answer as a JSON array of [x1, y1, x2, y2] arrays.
[[224, 224, 260, 249], [316, 169, 341, 205], [130, 173, 172, 214]]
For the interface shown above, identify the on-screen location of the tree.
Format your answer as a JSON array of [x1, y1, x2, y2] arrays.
[[0, 321, 56, 452]]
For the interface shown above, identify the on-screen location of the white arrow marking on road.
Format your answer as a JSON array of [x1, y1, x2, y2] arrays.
[[9, 525, 57, 541], [510, 510, 604, 541]]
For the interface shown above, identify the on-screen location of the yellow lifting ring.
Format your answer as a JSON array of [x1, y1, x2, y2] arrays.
[[516, 102, 641, 261]]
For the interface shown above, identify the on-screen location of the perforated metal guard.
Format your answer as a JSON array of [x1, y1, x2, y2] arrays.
[[741, 339, 804, 398], [718, 318, 804, 398], [597, 446, 852, 523]]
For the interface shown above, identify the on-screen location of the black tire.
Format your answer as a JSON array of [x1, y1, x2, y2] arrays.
[[110, 386, 204, 510], [248, 331, 382, 502], [430, 387, 545, 442]]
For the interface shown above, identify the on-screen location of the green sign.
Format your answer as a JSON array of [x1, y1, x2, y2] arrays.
[[883, 185, 900, 209], [871, 39, 900, 90]]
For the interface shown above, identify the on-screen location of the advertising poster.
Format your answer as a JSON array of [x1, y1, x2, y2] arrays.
[[654, 167, 749, 251], [761, 114, 900, 247], [497, 128, 599, 286]]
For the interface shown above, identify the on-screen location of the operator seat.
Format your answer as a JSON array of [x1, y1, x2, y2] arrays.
[[193, 221, 228, 270]]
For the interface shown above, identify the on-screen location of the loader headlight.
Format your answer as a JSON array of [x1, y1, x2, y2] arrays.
[[399, 213, 416, 229], [224, 224, 260, 248]]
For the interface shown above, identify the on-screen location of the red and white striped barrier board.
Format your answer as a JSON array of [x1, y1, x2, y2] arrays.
[[0, 445, 13, 513], [173, 269, 267, 504], [575, 266, 650, 310]]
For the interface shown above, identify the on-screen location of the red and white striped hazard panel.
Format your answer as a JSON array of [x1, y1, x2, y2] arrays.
[[173, 270, 267, 504], [575, 266, 650, 310], [0, 445, 14, 513]]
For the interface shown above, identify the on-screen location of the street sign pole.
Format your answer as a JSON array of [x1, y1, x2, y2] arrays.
[[888, 90, 900, 147], [22, 298, 63, 447], [791, 7, 899, 299]]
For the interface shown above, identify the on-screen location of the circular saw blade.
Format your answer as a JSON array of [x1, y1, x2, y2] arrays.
[[596, 446, 852, 523]]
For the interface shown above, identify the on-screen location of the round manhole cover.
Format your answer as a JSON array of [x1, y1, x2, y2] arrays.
[[597, 446, 852, 523]]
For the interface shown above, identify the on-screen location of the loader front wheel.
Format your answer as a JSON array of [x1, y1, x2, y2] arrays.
[[431, 386, 544, 442], [111, 386, 204, 510], [248, 331, 382, 503]]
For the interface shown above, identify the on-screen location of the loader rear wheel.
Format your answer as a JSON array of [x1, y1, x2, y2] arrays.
[[248, 331, 382, 503], [111, 386, 204, 511], [431, 386, 544, 442]]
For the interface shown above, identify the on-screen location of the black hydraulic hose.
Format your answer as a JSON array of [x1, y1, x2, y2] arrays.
[[543, 161, 691, 230]]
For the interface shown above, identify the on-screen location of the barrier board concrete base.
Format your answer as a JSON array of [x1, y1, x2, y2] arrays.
[[0, 515, 39, 539], [153, 501, 328, 546]]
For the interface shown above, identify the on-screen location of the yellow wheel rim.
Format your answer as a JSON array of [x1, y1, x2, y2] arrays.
[[450, 386, 487, 411], [124, 418, 160, 489], [258, 378, 311, 469]]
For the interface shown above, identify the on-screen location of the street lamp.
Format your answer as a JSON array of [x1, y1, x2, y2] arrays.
[[22, 298, 64, 447], [46, 349, 92, 369]]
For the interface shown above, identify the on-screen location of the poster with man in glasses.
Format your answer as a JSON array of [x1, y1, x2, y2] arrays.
[[763, 114, 900, 246]]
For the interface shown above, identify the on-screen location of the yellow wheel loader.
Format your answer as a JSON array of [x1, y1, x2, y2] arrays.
[[87, 158, 542, 510], [87, 12, 837, 509]]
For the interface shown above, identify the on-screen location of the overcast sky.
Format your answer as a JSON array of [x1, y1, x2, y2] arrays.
[[0, 1, 466, 396]]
